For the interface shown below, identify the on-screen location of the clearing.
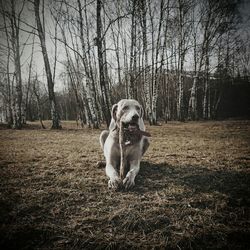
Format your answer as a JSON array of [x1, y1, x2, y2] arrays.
[[0, 120, 249, 249]]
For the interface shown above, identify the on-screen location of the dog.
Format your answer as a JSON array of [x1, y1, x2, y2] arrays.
[[99, 99, 150, 190]]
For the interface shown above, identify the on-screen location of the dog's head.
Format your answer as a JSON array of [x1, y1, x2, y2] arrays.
[[109, 99, 145, 132]]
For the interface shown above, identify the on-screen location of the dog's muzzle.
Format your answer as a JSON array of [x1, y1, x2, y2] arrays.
[[122, 121, 139, 132], [122, 114, 140, 132]]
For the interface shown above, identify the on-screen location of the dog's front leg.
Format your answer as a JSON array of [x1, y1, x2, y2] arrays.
[[106, 161, 122, 190], [123, 160, 140, 190]]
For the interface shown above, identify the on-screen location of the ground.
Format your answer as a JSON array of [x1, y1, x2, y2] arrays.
[[0, 120, 249, 249]]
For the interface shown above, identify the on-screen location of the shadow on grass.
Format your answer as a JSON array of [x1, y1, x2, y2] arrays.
[[1, 160, 249, 249], [133, 161, 250, 249], [0, 227, 55, 250], [136, 161, 250, 206]]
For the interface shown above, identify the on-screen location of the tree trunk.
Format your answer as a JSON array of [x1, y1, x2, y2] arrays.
[[177, 71, 184, 121], [24, 34, 35, 124], [34, 0, 61, 129], [188, 75, 198, 120], [128, 0, 137, 99], [140, 0, 151, 122], [111, 26, 122, 86], [60, 22, 87, 127], [96, 0, 111, 127], [10, 0, 22, 129], [33, 76, 45, 129], [203, 47, 209, 119], [76, 0, 99, 128], [151, 0, 164, 125], [84, 0, 102, 123], [2, 2, 13, 127], [177, 0, 185, 122]]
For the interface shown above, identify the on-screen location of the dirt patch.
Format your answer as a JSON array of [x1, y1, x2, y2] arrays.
[[0, 120, 249, 249]]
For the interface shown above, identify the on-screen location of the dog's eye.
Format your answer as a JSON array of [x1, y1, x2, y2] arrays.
[[123, 105, 129, 110], [135, 106, 140, 111]]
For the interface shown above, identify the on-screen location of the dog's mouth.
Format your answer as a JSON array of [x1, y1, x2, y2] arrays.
[[122, 122, 139, 132]]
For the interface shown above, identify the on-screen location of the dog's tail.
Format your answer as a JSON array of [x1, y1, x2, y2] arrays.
[[100, 130, 109, 150]]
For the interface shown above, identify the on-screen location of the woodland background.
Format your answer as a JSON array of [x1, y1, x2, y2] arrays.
[[0, 1, 250, 249], [0, 0, 249, 129]]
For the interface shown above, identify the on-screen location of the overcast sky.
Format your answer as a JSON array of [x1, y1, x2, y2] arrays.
[[1, 0, 250, 92]]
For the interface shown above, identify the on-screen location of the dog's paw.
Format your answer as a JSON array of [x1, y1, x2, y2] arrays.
[[123, 175, 135, 190], [108, 177, 122, 191]]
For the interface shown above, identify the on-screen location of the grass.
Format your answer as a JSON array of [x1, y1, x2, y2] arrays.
[[0, 120, 249, 249]]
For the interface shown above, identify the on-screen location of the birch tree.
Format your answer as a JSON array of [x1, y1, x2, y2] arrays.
[[176, 0, 191, 121], [76, 0, 99, 128], [0, 0, 13, 127], [1, 0, 25, 128], [150, 0, 164, 125], [188, 0, 239, 120], [33, 74, 46, 129], [23, 33, 35, 124], [34, 0, 61, 129], [128, 0, 138, 99], [140, 0, 151, 121], [96, 0, 111, 126]]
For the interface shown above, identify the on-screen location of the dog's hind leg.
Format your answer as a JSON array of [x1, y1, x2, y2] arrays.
[[100, 130, 109, 150], [96, 131, 109, 169]]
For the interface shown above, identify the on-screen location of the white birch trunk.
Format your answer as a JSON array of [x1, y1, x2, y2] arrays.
[[177, 0, 185, 121], [10, 0, 22, 129], [140, 0, 151, 122], [188, 75, 198, 120], [177, 73, 184, 121], [128, 0, 137, 99], [34, 0, 61, 129]]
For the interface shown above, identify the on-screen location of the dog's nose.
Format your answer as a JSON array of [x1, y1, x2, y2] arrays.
[[132, 114, 139, 121]]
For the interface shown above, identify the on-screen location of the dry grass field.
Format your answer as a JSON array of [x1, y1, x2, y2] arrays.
[[0, 120, 250, 249]]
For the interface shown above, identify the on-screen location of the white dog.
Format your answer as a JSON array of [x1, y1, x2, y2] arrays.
[[99, 99, 150, 190]]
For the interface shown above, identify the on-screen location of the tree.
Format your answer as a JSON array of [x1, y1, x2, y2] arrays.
[[76, 0, 99, 128], [96, 0, 111, 127], [1, 0, 25, 128], [151, 0, 165, 125], [140, 0, 151, 122], [188, 0, 240, 120], [176, 0, 191, 121], [0, 0, 13, 127], [34, 0, 61, 129], [33, 74, 46, 129]]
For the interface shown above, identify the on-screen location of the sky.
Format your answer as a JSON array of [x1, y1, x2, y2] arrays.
[[1, 0, 250, 92]]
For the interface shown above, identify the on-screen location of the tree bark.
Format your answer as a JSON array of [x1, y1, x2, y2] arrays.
[[10, 0, 23, 129], [140, 0, 151, 122], [128, 0, 137, 99], [176, 0, 185, 122], [1, 0, 13, 127], [24, 34, 35, 124], [151, 0, 165, 125], [203, 44, 209, 119], [77, 0, 99, 128], [33, 76, 46, 129], [96, 0, 112, 127], [34, 0, 61, 129]]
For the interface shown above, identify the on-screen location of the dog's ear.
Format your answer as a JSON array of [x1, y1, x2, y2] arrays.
[[109, 104, 118, 131], [140, 105, 144, 118], [111, 103, 118, 120]]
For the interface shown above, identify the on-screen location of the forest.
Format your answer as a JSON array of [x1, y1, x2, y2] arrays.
[[0, 0, 249, 129], [1, 1, 250, 249]]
